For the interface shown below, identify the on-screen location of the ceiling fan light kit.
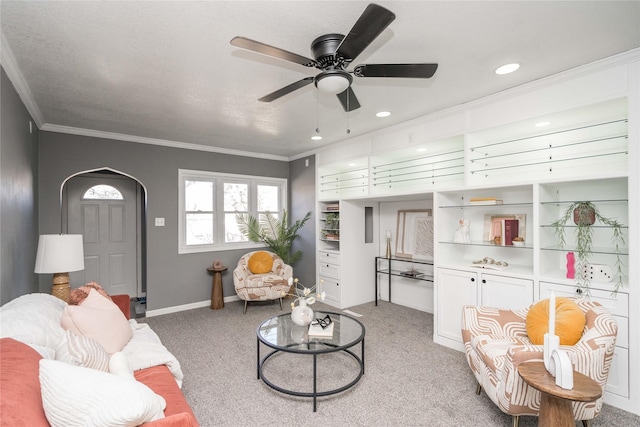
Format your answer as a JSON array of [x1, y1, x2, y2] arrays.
[[315, 70, 352, 94], [230, 3, 438, 112]]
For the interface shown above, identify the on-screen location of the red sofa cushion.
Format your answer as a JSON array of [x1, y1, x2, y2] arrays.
[[135, 365, 198, 423], [0, 338, 49, 427]]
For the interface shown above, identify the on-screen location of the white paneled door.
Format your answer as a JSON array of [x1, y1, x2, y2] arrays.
[[67, 175, 138, 297]]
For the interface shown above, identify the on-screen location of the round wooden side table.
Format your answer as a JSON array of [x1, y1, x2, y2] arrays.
[[518, 361, 602, 427], [207, 266, 228, 309]]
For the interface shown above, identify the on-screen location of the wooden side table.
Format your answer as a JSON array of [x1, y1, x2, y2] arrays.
[[207, 266, 228, 310], [518, 361, 602, 427]]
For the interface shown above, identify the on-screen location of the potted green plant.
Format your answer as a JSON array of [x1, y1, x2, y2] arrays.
[[235, 210, 311, 266], [552, 201, 625, 294]]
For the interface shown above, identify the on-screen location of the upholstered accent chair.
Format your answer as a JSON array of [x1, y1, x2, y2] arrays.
[[461, 298, 617, 427], [233, 251, 293, 314]]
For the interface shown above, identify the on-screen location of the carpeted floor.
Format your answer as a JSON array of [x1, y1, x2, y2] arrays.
[[142, 300, 639, 426]]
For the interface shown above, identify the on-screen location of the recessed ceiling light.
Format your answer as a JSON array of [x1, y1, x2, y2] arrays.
[[417, 148, 427, 152], [495, 63, 520, 75], [311, 135, 322, 141], [376, 111, 391, 118], [535, 121, 551, 127], [348, 163, 357, 167]]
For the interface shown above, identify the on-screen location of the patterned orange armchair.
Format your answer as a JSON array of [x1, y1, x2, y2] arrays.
[[233, 251, 293, 314], [461, 298, 617, 427]]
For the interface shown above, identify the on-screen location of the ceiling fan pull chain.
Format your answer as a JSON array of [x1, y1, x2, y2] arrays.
[[316, 90, 320, 134], [346, 91, 351, 134]]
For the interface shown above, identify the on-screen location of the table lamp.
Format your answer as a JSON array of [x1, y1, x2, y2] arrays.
[[34, 234, 85, 302]]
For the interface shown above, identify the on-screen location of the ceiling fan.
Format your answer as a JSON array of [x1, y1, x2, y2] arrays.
[[230, 3, 438, 112]]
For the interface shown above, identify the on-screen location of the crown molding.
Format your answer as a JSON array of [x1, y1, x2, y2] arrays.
[[0, 31, 44, 127], [40, 124, 289, 162]]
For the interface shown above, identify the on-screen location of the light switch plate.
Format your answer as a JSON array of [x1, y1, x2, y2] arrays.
[[155, 218, 165, 227], [582, 264, 613, 282]]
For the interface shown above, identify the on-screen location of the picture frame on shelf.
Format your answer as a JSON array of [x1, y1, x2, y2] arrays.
[[395, 209, 433, 260]]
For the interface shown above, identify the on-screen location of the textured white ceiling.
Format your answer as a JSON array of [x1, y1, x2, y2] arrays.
[[1, 1, 639, 159]]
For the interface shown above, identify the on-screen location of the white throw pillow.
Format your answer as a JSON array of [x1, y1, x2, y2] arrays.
[[0, 293, 67, 352], [61, 288, 133, 354], [55, 330, 110, 371], [39, 359, 166, 427]]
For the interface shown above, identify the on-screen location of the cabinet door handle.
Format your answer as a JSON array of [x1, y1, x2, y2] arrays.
[[470, 278, 475, 282], [576, 288, 583, 295], [482, 279, 486, 284]]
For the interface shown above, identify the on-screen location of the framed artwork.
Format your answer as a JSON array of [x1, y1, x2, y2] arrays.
[[482, 214, 527, 243], [395, 209, 433, 259]]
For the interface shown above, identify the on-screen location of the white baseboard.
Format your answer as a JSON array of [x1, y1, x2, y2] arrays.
[[145, 295, 241, 317]]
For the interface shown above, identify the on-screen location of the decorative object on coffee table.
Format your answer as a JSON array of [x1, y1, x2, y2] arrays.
[[282, 278, 325, 326]]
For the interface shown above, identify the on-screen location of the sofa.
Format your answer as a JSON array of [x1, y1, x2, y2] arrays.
[[0, 291, 199, 426]]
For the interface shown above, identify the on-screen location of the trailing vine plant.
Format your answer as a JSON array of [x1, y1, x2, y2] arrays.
[[552, 201, 625, 295]]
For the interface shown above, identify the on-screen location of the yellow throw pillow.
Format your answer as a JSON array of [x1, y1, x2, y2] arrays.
[[248, 251, 274, 274], [526, 297, 586, 345]]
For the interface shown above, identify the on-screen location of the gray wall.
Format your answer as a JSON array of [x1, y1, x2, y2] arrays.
[[38, 131, 290, 311], [289, 155, 316, 286], [0, 67, 40, 304]]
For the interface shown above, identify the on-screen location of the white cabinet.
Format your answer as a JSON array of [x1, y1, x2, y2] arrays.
[[435, 267, 534, 350], [480, 274, 533, 310], [540, 281, 630, 398], [318, 250, 340, 305], [435, 268, 477, 349]]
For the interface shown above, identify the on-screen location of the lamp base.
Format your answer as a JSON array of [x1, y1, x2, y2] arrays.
[[51, 272, 71, 302]]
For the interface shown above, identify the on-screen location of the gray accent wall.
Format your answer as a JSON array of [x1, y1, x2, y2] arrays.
[[0, 67, 40, 304], [38, 131, 290, 311], [289, 155, 316, 286]]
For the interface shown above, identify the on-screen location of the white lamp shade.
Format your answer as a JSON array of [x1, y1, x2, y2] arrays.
[[34, 234, 85, 273], [316, 74, 350, 94]]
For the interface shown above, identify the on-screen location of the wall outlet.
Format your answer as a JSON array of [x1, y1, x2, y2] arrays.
[[155, 218, 165, 227]]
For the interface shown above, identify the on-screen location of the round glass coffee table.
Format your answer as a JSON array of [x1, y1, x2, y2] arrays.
[[256, 311, 365, 411]]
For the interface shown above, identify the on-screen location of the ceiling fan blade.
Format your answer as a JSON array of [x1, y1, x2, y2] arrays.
[[231, 36, 316, 67], [354, 63, 438, 78], [258, 77, 314, 102], [336, 3, 395, 62], [336, 87, 361, 112]]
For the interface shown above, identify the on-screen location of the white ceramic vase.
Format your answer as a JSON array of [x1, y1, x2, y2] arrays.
[[291, 298, 314, 326]]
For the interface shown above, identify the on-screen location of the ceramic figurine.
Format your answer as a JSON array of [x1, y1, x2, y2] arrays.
[[453, 219, 471, 243]]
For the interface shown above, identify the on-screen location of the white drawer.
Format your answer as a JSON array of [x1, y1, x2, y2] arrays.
[[539, 282, 629, 317], [318, 251, 340, 266], [319, 262, 340, 279]]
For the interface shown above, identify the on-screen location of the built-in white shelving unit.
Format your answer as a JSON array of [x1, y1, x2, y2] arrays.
[[315, 52, 639, 414]]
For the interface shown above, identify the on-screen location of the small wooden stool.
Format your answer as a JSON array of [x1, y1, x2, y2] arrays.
[[207, 266, 227, 309]]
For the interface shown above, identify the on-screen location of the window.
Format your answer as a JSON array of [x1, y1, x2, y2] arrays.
[[178, 169, 286, 253], [82, 184, 123, 200]]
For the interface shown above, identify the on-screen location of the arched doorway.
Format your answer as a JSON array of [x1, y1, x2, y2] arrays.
[[61, 168, 147, 316]]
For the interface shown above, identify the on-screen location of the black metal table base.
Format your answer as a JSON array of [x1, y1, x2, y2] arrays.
[[257, 338, 365, 412]]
